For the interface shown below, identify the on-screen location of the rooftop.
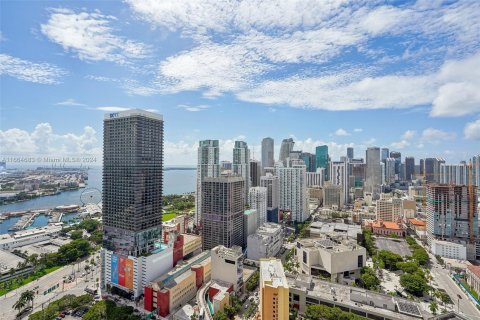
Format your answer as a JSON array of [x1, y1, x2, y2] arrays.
[[371, 220, 405, 230], [211, 245, 243, 260], [467, 265, 480, 278], [260, 258, 288, 288], [297, 237, 364, 254], [409, 218, 426, 227]]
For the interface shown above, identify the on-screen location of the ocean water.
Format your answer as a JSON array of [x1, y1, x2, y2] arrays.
[[0, 167, 196, 213]]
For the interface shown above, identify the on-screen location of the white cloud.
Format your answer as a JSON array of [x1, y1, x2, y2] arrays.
[[353, 128, 363, 132], [335, 128, 350, 136], [420, 128, 456, 144], [464, 119, 480, 140], [0, 54, 66, 84], [293, 138, 354, 161], [56, 98, 86, 107], [391, 140, 410, 149], [391, 130, 416, 149], [0, 123, 100, 155], [41, 8, 150, 64], [178, 104, 209, 112], [401, 130, 416, 140]]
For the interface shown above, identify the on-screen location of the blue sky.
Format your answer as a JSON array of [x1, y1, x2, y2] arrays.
[[1, 0, 479, 165]]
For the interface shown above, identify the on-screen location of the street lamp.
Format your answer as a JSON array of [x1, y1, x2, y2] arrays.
[[457, 294, 462, 314]]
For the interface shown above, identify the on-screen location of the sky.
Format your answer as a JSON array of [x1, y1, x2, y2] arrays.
[[0, 0, 479, 166]]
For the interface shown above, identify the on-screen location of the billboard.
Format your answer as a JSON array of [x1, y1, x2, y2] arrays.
[[111, 254, 134, 290]]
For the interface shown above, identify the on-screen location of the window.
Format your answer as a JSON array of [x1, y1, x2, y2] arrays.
[[303, 251, 307, 264], [358, 255, 363, 268]]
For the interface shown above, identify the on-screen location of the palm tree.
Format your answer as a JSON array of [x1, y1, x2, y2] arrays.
[[21, 290, 35, 309], [12, 295, 26, 313], [429, 301, 438, 315]]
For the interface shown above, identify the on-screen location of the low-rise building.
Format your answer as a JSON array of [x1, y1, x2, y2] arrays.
[[466, 265, 480, 297], [365, 220, 406, 238], [247, 223, 284, 261], [260, 258, 289, 320], [308, 221, 361, 240], [295, 238, 366, 284], [0, 225, 63, 251], [211, 245, 244, 291], [209, 280, 234, 315], [144, 251, 211, 317], [431, 239, 467, 260]]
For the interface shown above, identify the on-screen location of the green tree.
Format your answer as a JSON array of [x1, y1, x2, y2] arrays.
[[70, 230, 83, 240], [429, 301, 438, 314], [400, 273, 427, 296], [20, 290, 35, 308], [377, 250, 403, 270], [213, 311, 228, 320], [396, 261, 419, 274], [360, 267, 380, 290], [246, 271, 259, 291], [12, 296, 26, 313]]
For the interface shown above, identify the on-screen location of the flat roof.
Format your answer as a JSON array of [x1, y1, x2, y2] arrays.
[[260, 258, 288, 288]]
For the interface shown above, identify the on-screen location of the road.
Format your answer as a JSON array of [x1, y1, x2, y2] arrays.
[[197, 281, 212, 320], [0, 252, 101, 320]]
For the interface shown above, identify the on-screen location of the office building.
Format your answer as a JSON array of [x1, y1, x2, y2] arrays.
[[330, 161, 348, 204], [384, 158, 396, 184], [295, 238, 366, 284], [249, 187, 268, 225], [233, 141, 250, 199], [376, 197, 402, 222], [381, 148, 389, 163], [424, 158, 445, 183], [221, 160, 232, 171], [247, 223, 284, 261], [279, 138, 294, 163], [196, 140, 220, 225], [347, 147, 354, 160], [261, 137, 275, 169], [275, 160, 308, 222], [306, 168, 325, 187], [102, 109, 163, 257], [250, 159, 262, 187], [244, 209, 259, 243], [211, 245, 244, 291], [323, 184, 343, 208], [440, 163, 467, 185], [260, 258, 289, 320], [466, 265, 480, 297], [260, 173, 280, 223], [301, 152, 316, 172], [420, 159, 425, 175], [315, 145, 329, 180], [389, 151, 401, 175], [471, 155, 480, 187], [365, 147, 382, 198], [405, 156, 415, 181], [201, 176, 245, 251]]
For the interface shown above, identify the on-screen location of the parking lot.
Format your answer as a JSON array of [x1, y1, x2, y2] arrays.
[[375, 237, 412, 257]]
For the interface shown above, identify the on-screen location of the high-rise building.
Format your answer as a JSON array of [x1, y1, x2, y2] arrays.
[[390, 151, 401, 175], [330, 160, 348, 204], [470, 155, 480, 187], [249, 187, 268, 225], [211, 245, 244, 291], [233, 141, 250, 199], [365, 147, 382, 198], [306, 168, 325, 187], [315, 145, 329, 180], [250, 159, 262, 187], [279, 138, 294, 163], [384, 158, 396, 184], [261, 137, 275, 169], [323, 184, 343, 208], [425, 158, 445, 183], [196, 140, 220, 225], [381, 148, 389, 163], [259, 258, 289, 320], [201, 176, 245, 250], [405, 156, 415, 181], [426, 184, 478, 245], [440, 163, 468, 185], [275, 160, 308, 222], [260, 174, 280, 223], [102, 109, 163, 256], [301, 152, 316, 172], [420, 159, 425, 175], [347, 147, 354, 160], [221, 160, 232, 171]]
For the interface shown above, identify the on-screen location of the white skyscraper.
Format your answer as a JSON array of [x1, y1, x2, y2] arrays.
[[260, 173, 280, 222], [233, 141, 250, 199], [261, 137, 274, 169], [196, 140, 220, 225], [249, 187, 268, 225], [306, 168, 325, 187], [440, 163, 467, 185], [330, 160, 348, 205], [275, 159, 308, 222]]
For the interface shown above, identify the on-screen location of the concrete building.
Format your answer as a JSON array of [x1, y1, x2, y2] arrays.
[[440, 163, 467, 185], [211, 245, 244, 291], [385, 158, 396, 184], [330, 160, 348, 204], [261, 137, 275, 169], [306, 168, 325, 187], [279, 138, 294, 164], [376, 197, 402, 222], [244, 209, 259, 243], [0, 225, 63, 251], [233, 141, 250, 199], [381, 148, 389, 163], [275, 160, 308, 222], [466, 265, 480, 297], [250, 159, 262, 187], [308, 222, 362, 239], [295, 238, 366, 284], [323, 184, 343, 208], [365, 147, 382, 198], [471, 155, 480, 187], [249, 187, 267, 225], [102, 109, 163, 257], [426, 184, 478, 250], [196, 140, 220, 225], [247, 223, 284, 261], [365, 220, 406, 238], [201, 176, 245, 251], [144, 251, 211, 317], [390, 151, 401, 175], [260, 173, 280, 223], [315, 145, 329, 181], [260, 258, 289, 320], [430, 239, 467, 260], [220, 160, 232, 171], [424, 158, 445, 182]]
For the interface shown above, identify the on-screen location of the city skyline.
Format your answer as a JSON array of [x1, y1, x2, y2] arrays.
[[1, 1, 480, 165]]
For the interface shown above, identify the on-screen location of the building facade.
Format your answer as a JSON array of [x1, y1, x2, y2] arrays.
[[233, 141, 250, 199], [196, 140, 220, 225], [279, 138, 294, 164], [275, 160, 308, 222], [249, 187, 268, 225], [250, 160, 262, 187], [247, 223, 284, 261], [260, 258, 289, 320], [261, 137, 275, 169], [315, 145, 329, 181]]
